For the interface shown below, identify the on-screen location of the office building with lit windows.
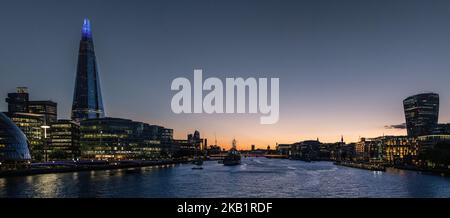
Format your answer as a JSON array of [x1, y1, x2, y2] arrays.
[[4, 87, 58, 161], [384, 136, 418, 166], [6, 112, 45, 161], [80, 117, 164, 160], [355, 137, 385, 163], [403, 93, 439, 137], [49, 120, 80, 161]]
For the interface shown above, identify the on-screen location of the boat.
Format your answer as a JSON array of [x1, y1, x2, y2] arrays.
[[192, 146, 203, 166], [192, 159, 203, 166], [223, 139, 241, 166], [192, 147, 203, 169]]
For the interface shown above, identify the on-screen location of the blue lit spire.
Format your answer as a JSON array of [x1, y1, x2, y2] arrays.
[[82, 18, 92, 39], [72, 18, 105, 122]]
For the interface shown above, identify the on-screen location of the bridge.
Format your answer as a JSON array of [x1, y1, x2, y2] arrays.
[[208, 153, 288, 159]]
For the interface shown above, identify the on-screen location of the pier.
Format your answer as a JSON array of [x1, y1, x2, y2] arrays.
[[334, 161, 386, 171]]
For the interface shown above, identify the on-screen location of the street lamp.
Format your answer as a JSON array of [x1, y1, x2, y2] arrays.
[[99, 129, 103, 160], [41, 125, 50, 162], [41, 125, 50, 138]]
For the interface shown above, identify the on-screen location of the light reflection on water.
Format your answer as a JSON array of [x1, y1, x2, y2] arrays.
[[1, 158, 450, 198]]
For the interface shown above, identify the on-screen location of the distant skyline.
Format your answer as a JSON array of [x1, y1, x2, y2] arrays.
[[2, 0, 450, 149]]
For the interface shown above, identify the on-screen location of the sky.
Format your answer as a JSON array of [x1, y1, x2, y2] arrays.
[[1, 0, 450, 149]]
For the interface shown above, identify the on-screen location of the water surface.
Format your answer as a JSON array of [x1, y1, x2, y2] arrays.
[[1, 158, 450, 198]]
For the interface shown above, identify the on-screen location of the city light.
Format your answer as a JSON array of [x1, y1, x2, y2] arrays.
[[1, 1, 450, 203], [41, 125, 50, 138]]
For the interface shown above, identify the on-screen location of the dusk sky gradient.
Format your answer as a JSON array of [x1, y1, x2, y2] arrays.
[[2, 0, 450, 149]]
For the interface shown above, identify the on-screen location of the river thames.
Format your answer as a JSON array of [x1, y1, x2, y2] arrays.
[[1, 158, 450, 198]]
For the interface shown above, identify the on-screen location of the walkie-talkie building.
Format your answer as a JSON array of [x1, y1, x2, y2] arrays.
[[71, 18, 105, 122], [403, 93, 439, 138]]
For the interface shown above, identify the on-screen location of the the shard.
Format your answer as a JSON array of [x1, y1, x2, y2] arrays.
[[71, 18, 105, 122]]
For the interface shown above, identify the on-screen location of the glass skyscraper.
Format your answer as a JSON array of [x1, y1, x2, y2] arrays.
[[71, 18, 105, 122], [403, 93, 439, 137]]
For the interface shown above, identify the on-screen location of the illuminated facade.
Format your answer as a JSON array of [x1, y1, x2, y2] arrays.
[[384, 136, 418, 165], [71, 18, 105, 122], [355, 137, 385, 163], [80, 118, 163, 160], [4, 87, 58, 161], [403, 93, 439, 137], [0, 112, 31, 168], [354, 136, 419, 165], [6, 112, 45, 161], [49, 120, 80, 160]]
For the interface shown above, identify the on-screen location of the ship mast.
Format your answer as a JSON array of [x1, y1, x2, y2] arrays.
[[215, 132, 217, 146], [232, 138, 237, 150]]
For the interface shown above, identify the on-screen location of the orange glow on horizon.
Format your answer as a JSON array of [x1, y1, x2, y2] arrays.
[[126, 110, 414, 151], [173, 127, 407, 150]]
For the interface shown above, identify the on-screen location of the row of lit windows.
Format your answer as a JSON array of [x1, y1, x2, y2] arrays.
[[81, 134, 128, 138], [51, 139, 72, 142]]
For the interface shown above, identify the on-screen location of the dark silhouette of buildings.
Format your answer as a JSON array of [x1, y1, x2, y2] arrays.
[[71, 18, 105, 122], [276, 144, 291, 155], [6, 87, 57, 124], [188, 130, 206, 150], [28, 101, 57, 124], [5, 87, 29, 114], [290, 140, 321, 161]]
